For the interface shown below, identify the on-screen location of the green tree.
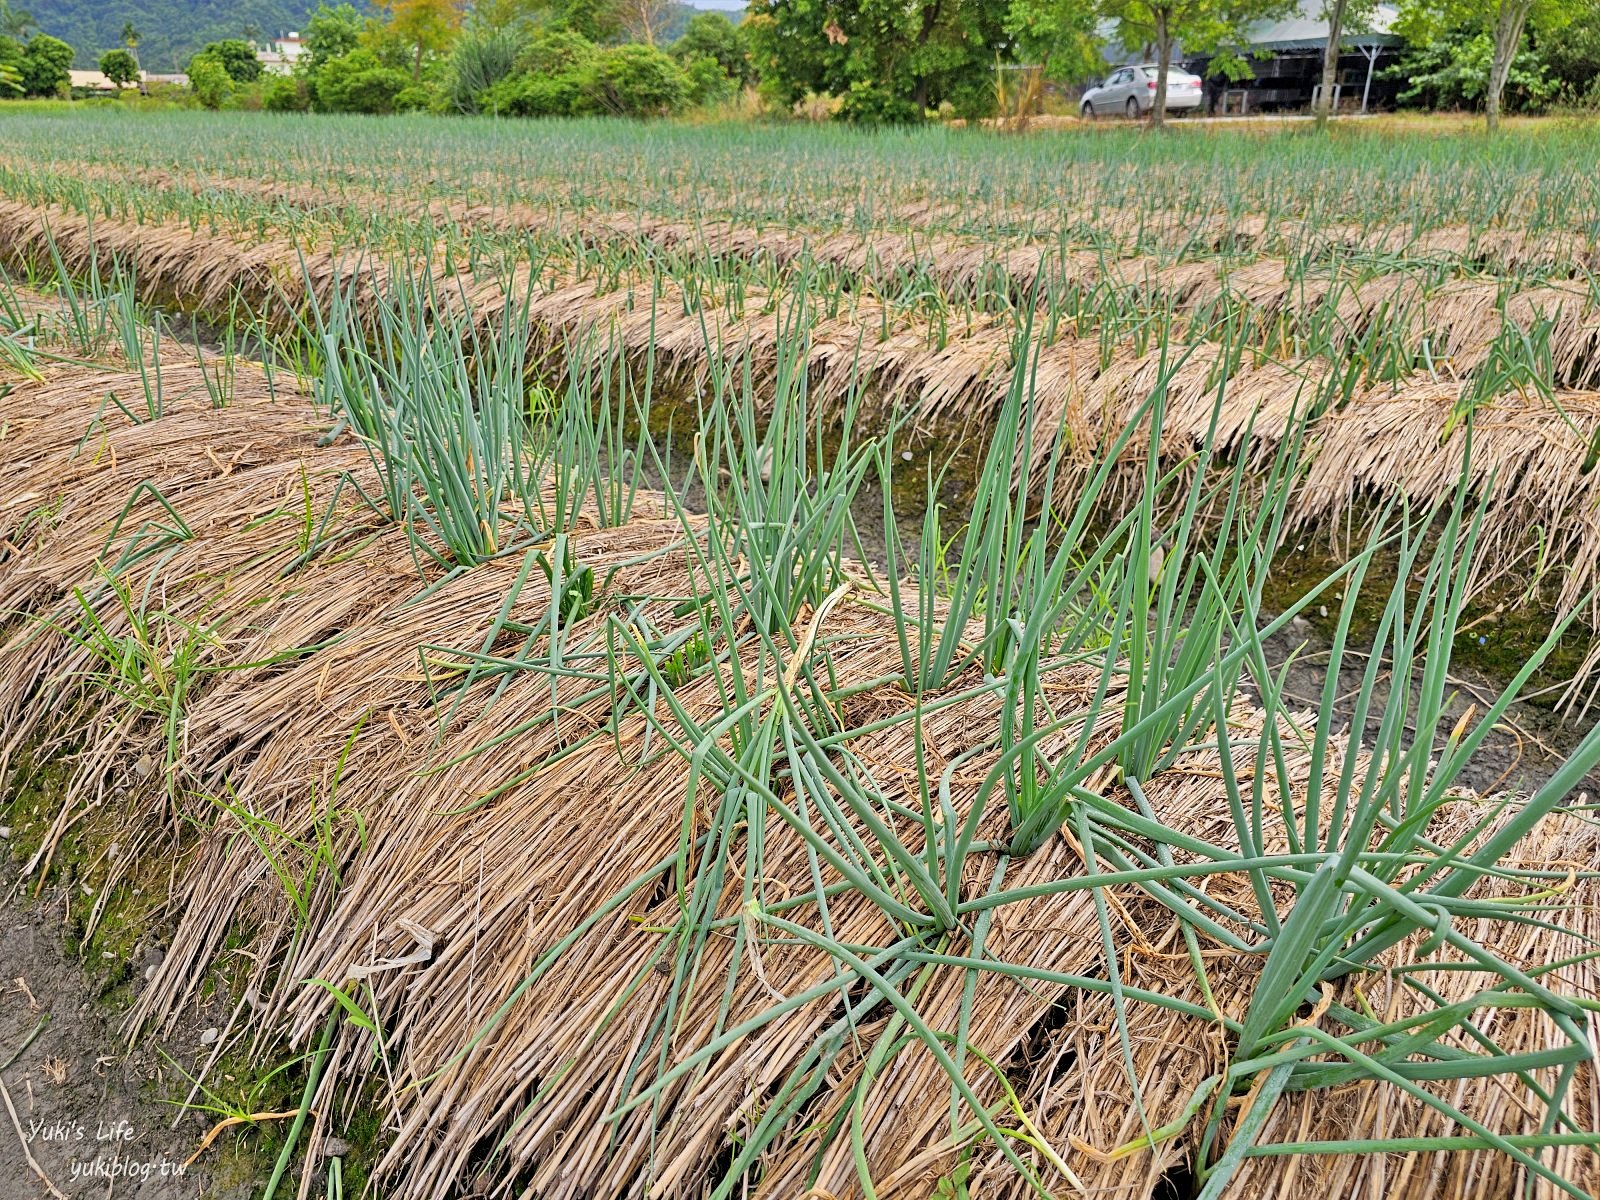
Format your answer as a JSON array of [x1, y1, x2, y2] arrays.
[[681, 52, 737, 104], [316, 46, 411, 111], [187, 50, 234, 107], [304, 4, 365, 72], [191, 39, 262, 84], [0, 34, 22, 96], [381, 0, 463, 82], [517, 26, 600, 75], [672, 11, 750, 83], [1104, 0, 1295, 126], [98, 47, 139, 88], [459, 0, 622, 39], [1390, 24, 1556, 110], [553, 0, 624, 42], [747, 0, 1013, 122], [1396, 0, 1573, 129], [1541, 0, 1600, 103], [471, 0, 544, 31], [1005, 0, 1101, 116], [121, 22, 141, 70], [0, 1, 34, 40], [21, 32, 73, 96]]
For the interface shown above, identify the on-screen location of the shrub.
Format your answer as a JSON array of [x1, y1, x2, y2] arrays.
[[682, 54, 737, 108], [1391, 30, 1558, 113], [582, 43, 688, 117], [449, 27, 522, 113], [480, 71, 588, 117], [395, 81, 446, 114], [263, 74, 311, 112], [225, 82, 267, 111], [839, 81, 920, 125], [315, 48, 410, 115], [514, 29, 598, 78]]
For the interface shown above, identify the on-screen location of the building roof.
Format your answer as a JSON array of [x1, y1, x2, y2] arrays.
[[1244, 3, 1401, 51], [1103, 1, 1401, 64]]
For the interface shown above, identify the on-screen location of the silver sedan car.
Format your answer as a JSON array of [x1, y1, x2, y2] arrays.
[[1080, 65, 1204, 118]]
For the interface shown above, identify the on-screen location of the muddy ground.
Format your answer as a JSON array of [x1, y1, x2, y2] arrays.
[[0, 855, 260, 1200]]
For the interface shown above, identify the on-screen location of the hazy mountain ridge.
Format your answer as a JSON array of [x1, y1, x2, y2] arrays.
[[28, 1, 326, 72]]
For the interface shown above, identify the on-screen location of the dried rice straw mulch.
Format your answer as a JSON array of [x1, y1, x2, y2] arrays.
[[0, 356, 1596, 1200]]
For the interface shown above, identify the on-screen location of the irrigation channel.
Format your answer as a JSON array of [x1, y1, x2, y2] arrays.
[[2, 238, 1600, 1200]]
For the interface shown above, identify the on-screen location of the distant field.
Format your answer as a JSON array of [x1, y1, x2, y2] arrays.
[[2, 109, 1599, 1200]]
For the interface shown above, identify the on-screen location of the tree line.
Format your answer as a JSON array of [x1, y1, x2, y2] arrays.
[[0, 0, 1597, 131]]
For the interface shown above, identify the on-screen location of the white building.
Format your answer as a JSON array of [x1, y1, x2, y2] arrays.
[[257, 32, 306, 76]]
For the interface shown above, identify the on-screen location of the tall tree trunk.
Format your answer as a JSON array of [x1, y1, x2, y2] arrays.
[[1153, 7, 1171, 129], [1316, 0, 1350, 129], [1486, 0, 1533, 133], [413, 40, 423, 83]]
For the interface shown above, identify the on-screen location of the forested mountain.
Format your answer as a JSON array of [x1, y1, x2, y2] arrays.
[[27, 1, 329, 71]]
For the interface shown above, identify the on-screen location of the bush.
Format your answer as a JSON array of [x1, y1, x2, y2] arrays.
[[838, 81, 920, 125], [1391, 30, 1557, 113], [682, 54, 737, 108], [582, 43, 688, 117], [113, 80, 186, 109], [515, 29, 598, 78], [315, 48, 410, 114], [1542, 7, 1600, 105], [480, 71, 588, 117], [395, 81, 446, 114], [263, 74, 311, 112]]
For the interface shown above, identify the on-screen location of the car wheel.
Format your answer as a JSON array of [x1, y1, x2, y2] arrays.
[[1126, 97, 1140, 119], [1081, 101, 1095, 120]]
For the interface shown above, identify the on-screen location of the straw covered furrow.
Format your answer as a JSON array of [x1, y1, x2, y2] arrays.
[[1, 305, 1597, 1200]]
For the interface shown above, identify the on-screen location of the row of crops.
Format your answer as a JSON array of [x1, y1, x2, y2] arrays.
[[1, 111, 1599, 1200]]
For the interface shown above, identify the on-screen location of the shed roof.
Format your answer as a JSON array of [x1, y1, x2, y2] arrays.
[[1104, 1, 1402, 63], [1244, 3, 1401, 51]]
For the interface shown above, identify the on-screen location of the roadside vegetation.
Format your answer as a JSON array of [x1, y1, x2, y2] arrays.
[[3, 0, 1600, 127]]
